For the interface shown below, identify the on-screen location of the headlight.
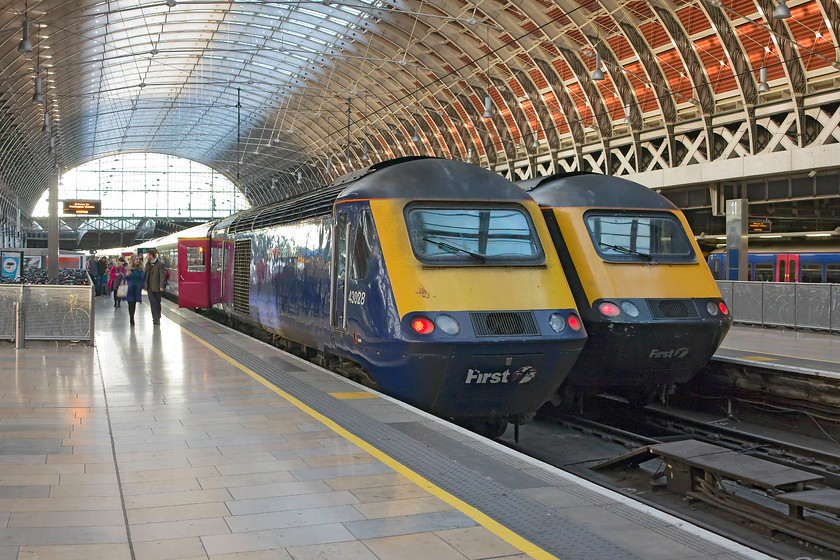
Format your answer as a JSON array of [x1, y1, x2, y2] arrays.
[[706, 301, 719, 316], [548, 312, 566, 332], [435, 314, 460, 335], [620, 301, 640, 317]]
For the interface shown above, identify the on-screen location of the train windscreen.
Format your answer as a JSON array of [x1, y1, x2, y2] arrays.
[[584, 211, 695, 263], [405, 205, 544, 265]]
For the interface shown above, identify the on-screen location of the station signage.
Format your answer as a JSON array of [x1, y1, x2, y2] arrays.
[[62, 200, 102, 215], [748, 220, 771, 233]]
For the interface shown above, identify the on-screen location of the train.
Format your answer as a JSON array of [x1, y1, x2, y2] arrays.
[[707, 244, 840, 283], [126, 157, 588, 436], [518, 172, 732, 406]]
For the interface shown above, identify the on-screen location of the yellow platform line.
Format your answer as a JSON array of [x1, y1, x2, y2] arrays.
[[183, 328, 558, 560], [329, 391, 380, 400]]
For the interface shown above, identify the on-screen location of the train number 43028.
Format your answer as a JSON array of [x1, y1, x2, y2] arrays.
[[348, 291, 366, 305]]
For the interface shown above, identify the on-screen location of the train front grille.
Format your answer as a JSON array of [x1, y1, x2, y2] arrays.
[[469, 311, 539, 337], [647, 298, 698, 319]]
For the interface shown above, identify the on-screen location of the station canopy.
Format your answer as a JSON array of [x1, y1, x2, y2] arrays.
[[1, 0, 837, 216]]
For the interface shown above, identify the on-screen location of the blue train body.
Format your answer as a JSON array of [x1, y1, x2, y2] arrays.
[[159, 158, 588, 433]]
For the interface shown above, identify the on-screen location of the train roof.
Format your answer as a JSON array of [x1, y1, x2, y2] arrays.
[[220, 157, 529, 235], [336, 157, 529, 202], [519, 172, 678, 211]]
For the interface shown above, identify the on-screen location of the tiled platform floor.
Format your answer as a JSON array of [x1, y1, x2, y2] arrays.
[[0, 299, 528, 560], [0, 296, 776, 560], [716, 324, 840, 377]]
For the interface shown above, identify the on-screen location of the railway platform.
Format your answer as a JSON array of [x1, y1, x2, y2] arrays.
[[0, 296, 775, 560], [715, 324, 840, 378]]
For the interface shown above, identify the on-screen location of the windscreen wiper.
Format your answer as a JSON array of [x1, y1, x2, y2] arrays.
[[423, 236, 486, 262], [599, 241, 651, 261]]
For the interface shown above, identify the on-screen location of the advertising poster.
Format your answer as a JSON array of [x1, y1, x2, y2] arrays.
[[1, 250, 23, 281]]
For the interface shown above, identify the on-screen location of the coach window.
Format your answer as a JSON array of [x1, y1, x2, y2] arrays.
[[754, 264, 774, 282], [801, 264, 824, 283], [826, 264, 840, 283], [351, 210, 374, 280], [186, 247, 205, 272]]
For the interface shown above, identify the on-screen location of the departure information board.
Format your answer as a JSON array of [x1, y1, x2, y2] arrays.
[[62, 200, 102, 215]]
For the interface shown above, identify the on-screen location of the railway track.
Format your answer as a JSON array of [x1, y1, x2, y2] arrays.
[[501, 396, 840, 559]]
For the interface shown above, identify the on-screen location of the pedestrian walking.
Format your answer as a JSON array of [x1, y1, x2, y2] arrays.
[[124, 256, 145, 326], [144, 249, 166, 325]]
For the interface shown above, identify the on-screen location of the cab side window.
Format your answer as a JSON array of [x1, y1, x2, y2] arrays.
[[351, 210, 375, 280], [336, 213, 348, 279]]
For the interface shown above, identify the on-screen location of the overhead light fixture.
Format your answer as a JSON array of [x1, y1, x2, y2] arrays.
[[531, 134, 539, 150], [18, 20, 33, 53], [805, 232, 832, 237], [623, 105, 631, 125], [412, 125, 420, 143], [592, 52, 605, 81], [773, 0, 790, 18], [32, 76, 44, 104], [48, 136, 55, 154], [326, 159, 332, 174], [482, 94, 493, 119], [297, 171, 302, 184], [757, 66, 770, 92], [42, 110, 50, 133], [362, 146, 369, 161]]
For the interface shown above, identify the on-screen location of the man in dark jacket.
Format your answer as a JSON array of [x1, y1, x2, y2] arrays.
[[87, 255, 100, 295], [144, 249, 167, 325]]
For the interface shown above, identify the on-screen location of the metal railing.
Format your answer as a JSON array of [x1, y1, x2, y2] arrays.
[[716, 281, 840, 333], [0, 280, 96, 346]]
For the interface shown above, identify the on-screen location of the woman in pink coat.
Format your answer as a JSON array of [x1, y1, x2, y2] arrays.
[[109, 261, 126, 308]]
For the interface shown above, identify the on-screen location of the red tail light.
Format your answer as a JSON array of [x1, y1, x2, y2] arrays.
[[567, 314, 582, 331], [411, 317, 435, 334], [598, 302, 621, 317], [718, 302, 729, 315]]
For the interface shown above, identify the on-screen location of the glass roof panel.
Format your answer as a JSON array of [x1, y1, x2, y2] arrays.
[[32, 153, 250, 220]]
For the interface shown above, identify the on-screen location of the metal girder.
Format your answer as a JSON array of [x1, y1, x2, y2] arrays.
[[617, 22, 678, 126], [533, 58, 585, 170], [653, 5, 716, 116], [560, 50, 613, 142], [512, 68, 560, 152], [757, 0, 808, 147], [701, 1, 759, 153], [818, 0, 840, 62]]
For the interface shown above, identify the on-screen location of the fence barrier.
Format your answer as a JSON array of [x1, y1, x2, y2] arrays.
[[0, 280, 95, 345], [716, 281, 840, 333]]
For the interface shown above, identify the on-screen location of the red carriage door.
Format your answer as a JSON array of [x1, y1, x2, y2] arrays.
[[178, 238, 210, 308], [788, 254, 799, 282], [775, 254, 799, 282]]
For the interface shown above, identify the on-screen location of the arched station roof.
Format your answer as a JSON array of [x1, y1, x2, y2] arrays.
[[1, 0, 838, 215]]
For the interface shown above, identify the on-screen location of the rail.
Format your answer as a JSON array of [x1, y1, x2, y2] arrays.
[[0, 280, 96, 345], [716, 280, 840, 332]]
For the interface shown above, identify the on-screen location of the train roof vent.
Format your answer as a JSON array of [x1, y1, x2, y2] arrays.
[[229, 185, 345, 234], [647, 299, 698, 319], [469, 311, 539, 337]]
